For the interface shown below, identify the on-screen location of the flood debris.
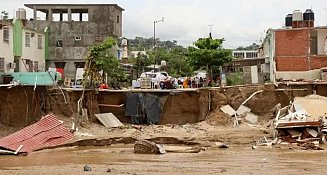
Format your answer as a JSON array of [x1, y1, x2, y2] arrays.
[[273, 95, 327, 148], [95, 113, 123, 128], [84, 165, 92, 171], [134, 140, 165, 154], [0, 113, 74, 155]]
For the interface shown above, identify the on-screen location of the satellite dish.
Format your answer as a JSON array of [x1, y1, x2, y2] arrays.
[[121, 39, 128, 46]]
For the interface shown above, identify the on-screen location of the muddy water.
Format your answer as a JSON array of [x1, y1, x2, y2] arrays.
[[0, 144, 326, 175]]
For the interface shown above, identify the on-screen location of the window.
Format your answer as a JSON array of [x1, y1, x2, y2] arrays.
[[25, 32, 31, 47], [34, 61, 39, 72], [56, 39, 63, 47], [0, 57, 5, 72], [3, 28, 9, 43], [37, 35, 42, 49], [117, 15, 120, 23]]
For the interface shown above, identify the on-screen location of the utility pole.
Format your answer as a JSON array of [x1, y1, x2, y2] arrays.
[[208, 24, 213, 39], [153, 17, 164, 72]]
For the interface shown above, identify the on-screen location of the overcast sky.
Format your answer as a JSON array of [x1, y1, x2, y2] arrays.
[[2, 0, 327, 48]]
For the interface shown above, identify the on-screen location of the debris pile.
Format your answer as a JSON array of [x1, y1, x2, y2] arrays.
[[0, 113, 74, 155], [273, 95, 327, 149]]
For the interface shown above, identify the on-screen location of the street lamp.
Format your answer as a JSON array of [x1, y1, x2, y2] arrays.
[[153, 17, 164, 72]]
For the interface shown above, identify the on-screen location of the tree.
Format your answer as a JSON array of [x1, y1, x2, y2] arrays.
[[166, 47, 192, 77], [236, 43, 260, 50], [0, 11, 9, 20], [131, 52, 152, 78], [84, 37, 126, 88], [187, 37, 232, 84]]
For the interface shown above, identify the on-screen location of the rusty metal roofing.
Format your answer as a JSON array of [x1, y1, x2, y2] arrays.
[[0, 114, 73, 153]]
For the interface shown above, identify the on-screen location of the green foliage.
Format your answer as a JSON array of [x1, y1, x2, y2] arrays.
[[1, 11, 8, 20], [236, 43, 260, 50], [128, 37, 181, 51], [187, 37, 233, 77], [130, 52, 153, 77], [226, 72, 244, 86], [84, 37, 126, 87], [147, 47, 193, 77]]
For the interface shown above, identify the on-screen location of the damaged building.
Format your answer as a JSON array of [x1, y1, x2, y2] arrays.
[[24, 4, 124, 78], [260, 9, 327, 82]]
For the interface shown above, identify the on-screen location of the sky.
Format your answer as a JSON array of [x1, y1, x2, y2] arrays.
[[2, 0, 327, 48]]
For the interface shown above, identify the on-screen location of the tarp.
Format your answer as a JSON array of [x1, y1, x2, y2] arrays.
[[0, 113, 73, 153], [125, 93, 163, 124]]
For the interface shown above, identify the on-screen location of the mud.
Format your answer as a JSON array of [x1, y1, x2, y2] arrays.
[[1, 144, 327, 175]]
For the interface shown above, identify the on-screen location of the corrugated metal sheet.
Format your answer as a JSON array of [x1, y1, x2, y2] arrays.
[[0, 113, 73, 153]]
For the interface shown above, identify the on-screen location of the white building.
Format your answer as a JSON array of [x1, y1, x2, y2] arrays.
[[0, 19, 46, 73], [0, 21, 14, 73], [233, 50, 258, 59]]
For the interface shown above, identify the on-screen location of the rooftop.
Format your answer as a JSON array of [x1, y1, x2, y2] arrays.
[[24, 4, 124, 12]]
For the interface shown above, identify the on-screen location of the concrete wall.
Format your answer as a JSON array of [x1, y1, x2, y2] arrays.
[[26, 5, 123, 78], [21, 29, 45, 72], [317, 29, 327, 55], [0, 23, 14, 73], [276, 69, 320, 80]]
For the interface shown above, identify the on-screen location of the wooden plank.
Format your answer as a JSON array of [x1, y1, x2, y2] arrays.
[[98, 104, 124, 108], [95, 113, 123, 128]]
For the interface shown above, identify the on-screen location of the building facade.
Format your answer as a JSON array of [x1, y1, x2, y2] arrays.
[[0, 19, 46, 73], [260, 9, 327, 82], [24, 4, 124, 79]]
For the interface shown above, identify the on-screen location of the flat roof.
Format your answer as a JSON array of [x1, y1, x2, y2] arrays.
[[24, 4, 124, 12]]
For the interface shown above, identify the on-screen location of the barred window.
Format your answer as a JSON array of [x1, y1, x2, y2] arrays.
[[37, 35, 42, 49], [0, 58, 4, 72], [3, 28, 9, 43], [25, 32, 31, 47]]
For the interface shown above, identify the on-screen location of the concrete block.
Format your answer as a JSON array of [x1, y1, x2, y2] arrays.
[[220, 105, 236, 116], [245, 112, 258, 124], [236, 105, 251, 116]]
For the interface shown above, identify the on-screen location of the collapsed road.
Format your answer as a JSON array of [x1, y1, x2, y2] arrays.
[[1, 83, 327, 174]]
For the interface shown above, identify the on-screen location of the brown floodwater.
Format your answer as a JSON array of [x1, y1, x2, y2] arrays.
[[0, 144, 326, 175]]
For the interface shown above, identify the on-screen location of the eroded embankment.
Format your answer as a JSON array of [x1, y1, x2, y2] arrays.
[[0, 83, 323, 134]]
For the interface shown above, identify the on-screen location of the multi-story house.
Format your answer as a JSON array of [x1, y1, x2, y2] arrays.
[[24, 4, 124, 79], [260, 9, 327, 82], [0, 17, 46, 73]]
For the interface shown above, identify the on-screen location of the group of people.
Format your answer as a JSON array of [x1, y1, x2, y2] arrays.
[[181, 77, 205, 88]]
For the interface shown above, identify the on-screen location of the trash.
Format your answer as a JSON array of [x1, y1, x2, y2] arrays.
[[84, 165, 92, 171], [256, 137, 273, 146], [245, 112, 258, 124], [261, 158, 267, 163], [95, 113, 124, 128], [215, 142, 229, 148]]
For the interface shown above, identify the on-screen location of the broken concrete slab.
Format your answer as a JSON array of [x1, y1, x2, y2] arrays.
[[245, 112, 258, 124], [220, 105, 236, 116], [307, 128, 318, 138], [236, 105, 251, 116], [95, 113, 123, 128]]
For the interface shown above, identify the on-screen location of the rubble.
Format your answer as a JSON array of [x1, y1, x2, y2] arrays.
[[273, 95, 327, 147], [134, 140, 165, 154]]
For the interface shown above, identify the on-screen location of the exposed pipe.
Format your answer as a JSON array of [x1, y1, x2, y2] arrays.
[[241, 90, 264, 105]]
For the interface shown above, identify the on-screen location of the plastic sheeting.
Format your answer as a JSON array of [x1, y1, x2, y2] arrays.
[[125, 93, 163, 124]]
